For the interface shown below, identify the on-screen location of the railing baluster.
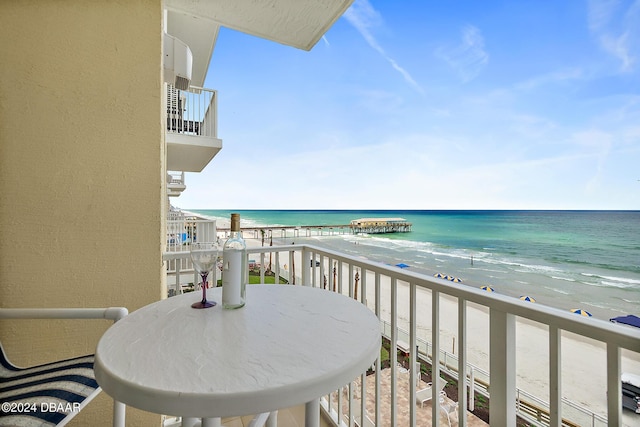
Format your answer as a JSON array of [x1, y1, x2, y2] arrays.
[[338, 259, 343, 294], [329, 257, 334, 292], [311, 250, 317, 287], [458, 297, 468, 427], [349, 263, 354, 298], [337, 385, 343, 426], [409, 283, 417, 427], [375, 272, 381, 427], [489, 309, 516, 426], [348, 382, 354, 427], [549, 325, 561, 427], [360, 268, 367, 305], [606, 343, 621, 427], [432, 290, 440, 427], [391, 277, 398, 427], [288, 250, 294, 284], [301, 246, 310, 286]]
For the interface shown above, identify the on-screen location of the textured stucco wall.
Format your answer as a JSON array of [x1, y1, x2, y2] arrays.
[[0, 1, 164, 425]]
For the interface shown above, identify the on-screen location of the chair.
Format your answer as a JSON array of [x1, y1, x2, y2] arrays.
[[416, 378, 446, 408], [0, 307, 127, 427], [439, 397, 459, 427]]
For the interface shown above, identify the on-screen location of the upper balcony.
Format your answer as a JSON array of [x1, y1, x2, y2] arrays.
[[166, 84, 222, 172]]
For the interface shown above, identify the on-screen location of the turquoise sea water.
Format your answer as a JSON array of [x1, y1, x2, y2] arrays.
[[191, 209, 640, 320]]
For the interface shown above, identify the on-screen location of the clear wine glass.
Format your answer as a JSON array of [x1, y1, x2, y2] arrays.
[[189, 241, 218, 309]]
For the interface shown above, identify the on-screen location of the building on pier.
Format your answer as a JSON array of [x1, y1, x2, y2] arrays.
[[349, 218, 412, 234]]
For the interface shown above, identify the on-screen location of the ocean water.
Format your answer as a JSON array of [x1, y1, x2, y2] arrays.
[[192, 210, 640, 320]]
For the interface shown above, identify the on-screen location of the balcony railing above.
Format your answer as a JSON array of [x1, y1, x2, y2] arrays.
[[166, 84, 222, 172], [167, 171, 186, 197]]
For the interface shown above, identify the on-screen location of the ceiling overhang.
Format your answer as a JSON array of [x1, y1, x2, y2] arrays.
[[166, 0, 354, 86], [165, 11, 219, 88]]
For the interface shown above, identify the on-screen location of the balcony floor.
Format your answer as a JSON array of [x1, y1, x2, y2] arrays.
[[163, 405, 332, 427], [221, 404, 331, 427]]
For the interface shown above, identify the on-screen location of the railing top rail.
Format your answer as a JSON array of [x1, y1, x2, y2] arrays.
[[166, 218, 217, 223], [163, 251, 192, 261], [186, 85, 216, 94], [245, 243, 640, 351]]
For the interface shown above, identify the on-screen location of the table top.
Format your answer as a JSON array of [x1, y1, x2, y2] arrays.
[[94, 285, 381, 418]]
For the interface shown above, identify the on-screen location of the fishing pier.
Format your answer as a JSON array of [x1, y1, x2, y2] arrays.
[[349, 218, 412, 234], [219, 218, 412, 239]]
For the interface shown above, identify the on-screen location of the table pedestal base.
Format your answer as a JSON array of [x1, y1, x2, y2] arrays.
[[180, 412, 277, 427], [305, 398, 320, 427], [181, 417, 220, 427], [201, 418, 221, 427]]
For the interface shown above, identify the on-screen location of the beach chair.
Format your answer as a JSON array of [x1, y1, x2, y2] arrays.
[[416, 379, 446, 408], [439, 397, 459, 427], [0, 307, 128, 426]]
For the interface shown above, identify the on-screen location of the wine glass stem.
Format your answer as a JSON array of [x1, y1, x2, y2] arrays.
[[200, 272, 208, 303]]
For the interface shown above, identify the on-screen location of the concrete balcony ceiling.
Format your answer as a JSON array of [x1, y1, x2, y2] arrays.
[[166, 0, 354, 86], [166, 133, 222, 172]]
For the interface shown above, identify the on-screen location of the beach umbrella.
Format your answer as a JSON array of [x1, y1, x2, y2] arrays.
[[519, 296, 536, 302], [396, 263, 410, 269], [434, 273, 445, 278], [450, 277, 462, 283], [570, 309, 592, 317], [481, 285, 494, 292], [610, 314, 640, 328]]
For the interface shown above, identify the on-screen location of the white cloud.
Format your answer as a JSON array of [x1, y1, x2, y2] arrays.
[[587, 0, 640, 72], [515, 68, 584, 91], [587, 0, 621, 31], [570, 129, 613, 192], [436, 25, 489, 83], [179, 128, 626, 210], [343, 0, 423, 93]]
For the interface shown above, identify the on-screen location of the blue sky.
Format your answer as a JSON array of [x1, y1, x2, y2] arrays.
[[177, 0, 640, 210]]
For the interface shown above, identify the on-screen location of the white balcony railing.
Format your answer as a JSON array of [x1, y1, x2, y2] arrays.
[[167, 171, 186, 197], [165, 84, 222, 172], [165, 218, 217, 295], [166, 85, 217, 138], [163, 243, 640, 427]]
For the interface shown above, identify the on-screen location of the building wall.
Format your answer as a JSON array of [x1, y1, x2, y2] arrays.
[[0, 1, 164, 425]]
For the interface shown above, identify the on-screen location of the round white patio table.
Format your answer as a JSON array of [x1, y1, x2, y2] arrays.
[[95, 284, 380, 427]]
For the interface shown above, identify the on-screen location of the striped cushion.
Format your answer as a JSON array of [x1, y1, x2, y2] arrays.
[[0, 344, 100, 426]]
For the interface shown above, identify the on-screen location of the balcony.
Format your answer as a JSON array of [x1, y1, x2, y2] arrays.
[[167, 171, 187, 197], [166, 84, 222, 172], [163, 240, 640, 426]]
